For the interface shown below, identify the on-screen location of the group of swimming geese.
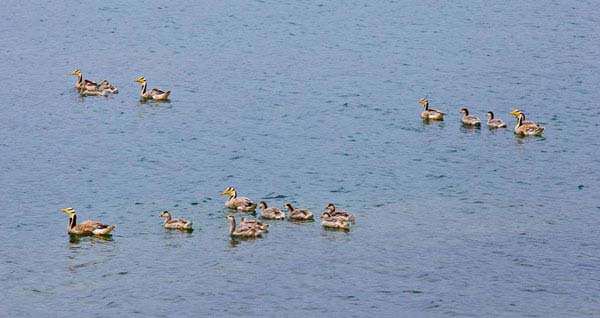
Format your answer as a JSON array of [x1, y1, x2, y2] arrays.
[[71, 69, 171, 100], [64, 71, 545, 238], [419, 98, 545, 136], [61, 187, 356, 239], [72, 69, 545, 136]]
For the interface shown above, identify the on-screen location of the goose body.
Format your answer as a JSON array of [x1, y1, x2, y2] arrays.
[[135, 76, 171, 100], [321, 217, 350, 230], [460, 108, 481, 126], [80, 88, 107, 96], [284, 203, 314, 221], [240, 217, 270, 232], [99, 80, 119, 94], [419, 98, 445, 120], [160, 211, 193, 230], [221, 187, 257, 212], [259, 201, 285, 220], [226, 214, 263, 237], [321, 203, 355, 223], [486, 111, 507, 128], [61, 207, 115, 236], [511, 110, 544, 136]]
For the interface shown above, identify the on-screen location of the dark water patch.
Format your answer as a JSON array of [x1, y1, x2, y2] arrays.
[[261, 193, 288, 200], [402, 290, 424, 294]]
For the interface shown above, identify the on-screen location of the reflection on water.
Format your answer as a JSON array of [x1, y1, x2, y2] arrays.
[[228, 236, 261, 248], [69, 235, 114, 245], [138, 99, 172, 106]]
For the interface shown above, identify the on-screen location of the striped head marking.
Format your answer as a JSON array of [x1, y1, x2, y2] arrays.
[[61, 207, 76, 215], [509, 109, 522, 117], [221, 187, 235, 195]]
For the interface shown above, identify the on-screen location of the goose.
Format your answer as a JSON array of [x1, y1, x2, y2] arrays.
[[99, 80, 119, 94], [225, 214, 263, 238], [221, 187, 257, 212], [61, 207, 115, 236], [321, 203, 355, 223], [419, 98, 445, 120], [134, 76, 170, 100], [510, 110, 544, 136], [284, 203, 314, 221], [486, 111, 507, 128], [240, 217, 270, 232], [259, 201, 285, 220], [460, 108, 481, 126], [159, 210, 193, 230]]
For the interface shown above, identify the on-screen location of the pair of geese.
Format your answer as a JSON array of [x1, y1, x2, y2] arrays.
[[71, 70, 171, 100], [71, 69, 119, 96], [419, 98, 545, 136], [221, 187, 355, 237], [60, 187, 355, 238], [61, 208, 191, 235]]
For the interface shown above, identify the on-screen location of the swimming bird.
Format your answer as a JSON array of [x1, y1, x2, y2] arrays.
[[225, 214, 263, 238], [221, 187, 257, 212], [321, 217, 350, 230], [510, 110, 544, 136], [159, 210, 193, 230], [259, 201, 285, 220], [284, 203, 314, 221], [419, 98, 445, 121], [240, 216, 270, 232], [486, 111, 507, 128], [321, 203, 355, 223], [460, 108, 481, 126], [134, 76, 170, 100], [61, 207, 115, 236], [99, 80, 119, 94], [71, 69, 98, 90]]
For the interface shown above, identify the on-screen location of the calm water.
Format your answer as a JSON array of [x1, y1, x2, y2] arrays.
[[1, 0, 599, 317]]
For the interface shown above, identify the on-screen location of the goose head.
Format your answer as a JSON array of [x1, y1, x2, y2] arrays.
[[61, 207, 76, 216], [221, 187, 236, 196]]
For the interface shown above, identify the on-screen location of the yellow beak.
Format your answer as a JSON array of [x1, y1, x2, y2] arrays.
[[509, 110, 520, 116]]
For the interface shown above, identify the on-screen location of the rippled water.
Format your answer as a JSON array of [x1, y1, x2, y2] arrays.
[[1, 1, 599, 317]]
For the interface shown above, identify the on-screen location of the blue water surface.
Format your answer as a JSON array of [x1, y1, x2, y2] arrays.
[[0, 1, 599, 317]]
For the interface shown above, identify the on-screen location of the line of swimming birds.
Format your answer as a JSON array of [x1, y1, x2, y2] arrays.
[[419, 98, 545, 136], [71, 69, 170, 100], [72, 69, 545, 136], [61, 187, 356, 239]]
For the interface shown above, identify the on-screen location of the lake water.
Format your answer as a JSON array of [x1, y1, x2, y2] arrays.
[[1, 1, 599, 317]]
